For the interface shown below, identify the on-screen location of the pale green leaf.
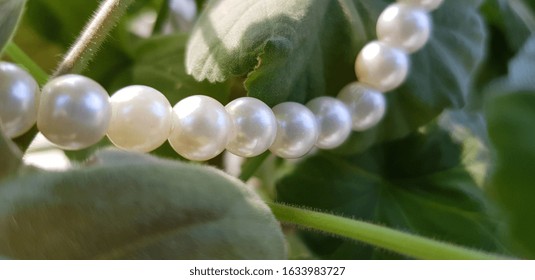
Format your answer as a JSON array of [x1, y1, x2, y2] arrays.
[[0, 149, 286, 259]]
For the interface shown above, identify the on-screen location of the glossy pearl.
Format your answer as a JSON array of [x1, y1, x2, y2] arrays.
[[397, 0, 444, 11], [377, 3, 431, 53], [306, 97, 352, 149], [0, 62, 40, 138], [270, 102, 318, 159], [168, 95, 232, 161], [107, 85, 172, 152], [37, 74, 111, 150], [225, 97, 277, 157], [355, 41, 409, 92], [337, 82, 386, 131]]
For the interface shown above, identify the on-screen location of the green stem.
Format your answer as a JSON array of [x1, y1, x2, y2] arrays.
[[152, 0, 170, 35], [269, 202, 509, 260], [238, 152, 270, 182], [3, 42, 48, 85], [54, 0, 134, 76]]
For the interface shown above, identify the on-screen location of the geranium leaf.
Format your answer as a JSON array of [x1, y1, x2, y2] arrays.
[[0, 149, 286, 259], [186, 0, 486, 153]]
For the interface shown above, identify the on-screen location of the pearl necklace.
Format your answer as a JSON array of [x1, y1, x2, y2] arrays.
[[0, 0, 443, 161]]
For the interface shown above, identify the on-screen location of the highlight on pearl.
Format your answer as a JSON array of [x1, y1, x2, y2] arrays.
[[225, 97, 277, 157], [355, 41, 410, 92], [168, 95, 233, 161], [0, 62, 40, 138], [270, 102, 319, 159], [37, 74, 111, 150], [337, 82, 386, 131], [377, 3, 431, 53], [107, 85, 173, 152], [306, 96, 352, 149]]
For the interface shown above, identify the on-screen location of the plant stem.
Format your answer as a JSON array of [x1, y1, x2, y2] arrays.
[[54, 0, 134, 76], [0, 129, 22, 180], [269, 202, 508, 260], [152, 0, 170, 35], [238, 152, 270, 182], [3, 42, 48, 85]]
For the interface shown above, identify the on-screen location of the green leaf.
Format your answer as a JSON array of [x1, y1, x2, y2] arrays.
[[483, 35, 535, 96], [0, 0, 26, 54], [438, 110, 491, 187], [481, 0, 533, 51], [486, 91, 535, 259], [0, 149, 286, 259], [484, 36, 535, 259], [131, 34, 231, 105], [186, 0, 486, 153], [276, 126, 505, 259]]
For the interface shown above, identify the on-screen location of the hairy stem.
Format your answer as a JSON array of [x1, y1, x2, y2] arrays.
[[269, 202, 508, 260], [54, 0, 133, 76], [4, 42, 48, 85]]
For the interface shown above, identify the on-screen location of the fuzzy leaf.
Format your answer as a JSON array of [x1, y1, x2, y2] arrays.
[[276, 126, 505, 259], [186, 0, 486, 153], [131, 34, 231, 105], [0, 150, 286, 259]]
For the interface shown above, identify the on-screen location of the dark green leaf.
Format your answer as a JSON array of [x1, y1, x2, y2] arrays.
[[0, 149, 286, 259], [484, 35, 535, 259], [438, 110, 491, 186], [186, 0, 486, 153], [486, 91, 535, 259], [0, 0, 26, 53], [131, 34, 231, 105], [276, 126, 505, 259], [481, 0, 533, 51]]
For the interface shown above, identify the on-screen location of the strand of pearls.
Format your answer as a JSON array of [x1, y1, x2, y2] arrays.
[[0, 0, 442, 161]]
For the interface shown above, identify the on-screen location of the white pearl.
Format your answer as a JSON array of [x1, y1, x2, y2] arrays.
[[337, 82, 386, 131], [270, 102, 318, 159], [225, 97, 277, 157], [107, 85, 172, 152], [377, 3, 431, 53], [397, 0, 444, 11], [355, 41, 409, 92], [0, 62, 40, 138], [168, 95, 232, 161], [306, 97, 352, 149], [37, 74, 111, 150]]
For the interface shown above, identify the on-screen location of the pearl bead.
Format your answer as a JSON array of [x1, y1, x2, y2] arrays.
[[306, 97, 352, 149], [107, 85, 172, 152], [355, 41, 409, 92], [377, 3, 431, 53], [0, 62, 40, 138], [337, 82, 386, 131], [168, 95, 232, 161], [270, 102, 318, 159], [397, 0, 444, 11], [37, 74, 111, 150], [225, 97, 277, 157]]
